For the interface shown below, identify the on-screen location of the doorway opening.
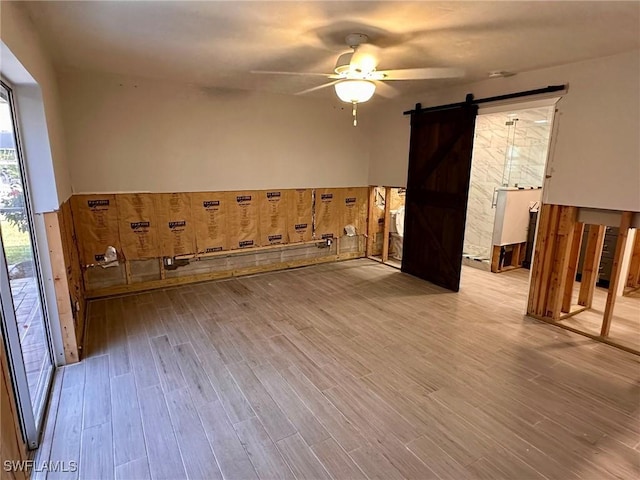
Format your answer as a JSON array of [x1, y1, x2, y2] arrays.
[[463, 104, 555, 273], [366, 186, 405, 270]]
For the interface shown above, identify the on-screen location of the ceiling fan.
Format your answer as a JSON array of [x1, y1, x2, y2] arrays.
[[252, 33, 464, 125]]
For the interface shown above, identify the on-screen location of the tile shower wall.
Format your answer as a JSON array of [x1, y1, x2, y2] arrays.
[[463, 106, 553, 260]]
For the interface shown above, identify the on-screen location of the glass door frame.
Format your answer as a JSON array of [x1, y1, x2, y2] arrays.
[[0, 78, 55, 449]]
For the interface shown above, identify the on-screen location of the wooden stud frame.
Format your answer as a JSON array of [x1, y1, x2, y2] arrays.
[[381, 187, 392, 263], [601, 212, 633, 336], [490, 242, 527, 273], [625, 229, 640, 291], [44, 212, 80, 363], [527, 204, 638, 354], [366, 186, 376, 257], [561, 222, 584, 313], [577, 225, 606, 308]]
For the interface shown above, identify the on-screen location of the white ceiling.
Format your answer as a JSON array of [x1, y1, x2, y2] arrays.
[[22, 1, 640, 98]]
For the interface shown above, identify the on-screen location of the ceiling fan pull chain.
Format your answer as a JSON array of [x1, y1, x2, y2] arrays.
[[352, 101, 358, 127]]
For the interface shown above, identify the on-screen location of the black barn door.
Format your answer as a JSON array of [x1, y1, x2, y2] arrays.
[[401, 104, 478, 291]]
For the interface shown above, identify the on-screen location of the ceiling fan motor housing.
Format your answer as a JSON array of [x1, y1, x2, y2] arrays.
[[334, 52, 354, 74], [345, 33, 369, 48]]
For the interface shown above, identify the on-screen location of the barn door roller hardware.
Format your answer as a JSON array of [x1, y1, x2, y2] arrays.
[[403, 84, 567, 116]]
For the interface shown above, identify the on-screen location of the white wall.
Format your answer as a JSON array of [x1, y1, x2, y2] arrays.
[[59, 69, 371, 194], [368, 50, 640, 213], [0, 2, 72, 208]]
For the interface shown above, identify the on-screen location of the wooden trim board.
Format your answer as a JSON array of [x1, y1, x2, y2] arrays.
[[44, 212, 80, 364]]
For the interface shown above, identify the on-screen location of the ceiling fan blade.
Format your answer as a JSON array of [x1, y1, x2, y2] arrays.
[[373, 81, 400, 99], [376, 67, 465, 80], [350, 44, 381, 74], [251, 70, 334, 77], [295, 80, 341, 96]]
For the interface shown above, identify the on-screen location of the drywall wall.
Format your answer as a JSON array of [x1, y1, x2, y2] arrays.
[[59, 69, 371, 194], [0, 2, 72, 208], [369, 50, 640, 212]]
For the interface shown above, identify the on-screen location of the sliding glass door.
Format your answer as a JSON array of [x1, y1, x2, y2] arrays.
[[0, 81, 54, 448]]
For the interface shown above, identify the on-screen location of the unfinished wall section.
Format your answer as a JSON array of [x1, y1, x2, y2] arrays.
[[527, 203, 638, 353], [67, 187, 368, 298]]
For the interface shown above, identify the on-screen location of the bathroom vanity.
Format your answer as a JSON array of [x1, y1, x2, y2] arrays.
[[491, 187, 542, 272]]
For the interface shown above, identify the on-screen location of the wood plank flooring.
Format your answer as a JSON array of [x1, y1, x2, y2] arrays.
[[561, 285, 640, 352], [36, 259, 640, 479]]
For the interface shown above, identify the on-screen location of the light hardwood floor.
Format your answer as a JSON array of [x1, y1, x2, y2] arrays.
[[561, 285, 640, 352], [37, 259, 640, 479]]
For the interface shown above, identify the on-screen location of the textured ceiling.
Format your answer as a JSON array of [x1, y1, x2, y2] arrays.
[[21, 1, 640, 98]]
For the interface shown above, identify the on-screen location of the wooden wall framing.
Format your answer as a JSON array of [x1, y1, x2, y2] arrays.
[[527, 204, 638, 354], [625, 229, 640, 292], [366, 186, 405, 265], [71, 187, 367, 262], [65, 186, 369, 300], [44, 212, 80, 363], [490, 242, 527, 273]]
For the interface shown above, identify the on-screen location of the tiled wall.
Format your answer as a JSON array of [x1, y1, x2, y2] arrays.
[[463, 106, 553, 260]]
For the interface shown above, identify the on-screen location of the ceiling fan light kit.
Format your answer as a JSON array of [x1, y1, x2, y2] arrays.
[[334, 79, 376, 126], [252, 32, 465, 126], [334, 79, 376, 103]]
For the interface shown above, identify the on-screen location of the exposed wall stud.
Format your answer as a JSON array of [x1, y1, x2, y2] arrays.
[[601, 212, 633, 336], [561, 222, 585, 312], [577, 224, 605, 308], [381, 187, 391, 262]]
